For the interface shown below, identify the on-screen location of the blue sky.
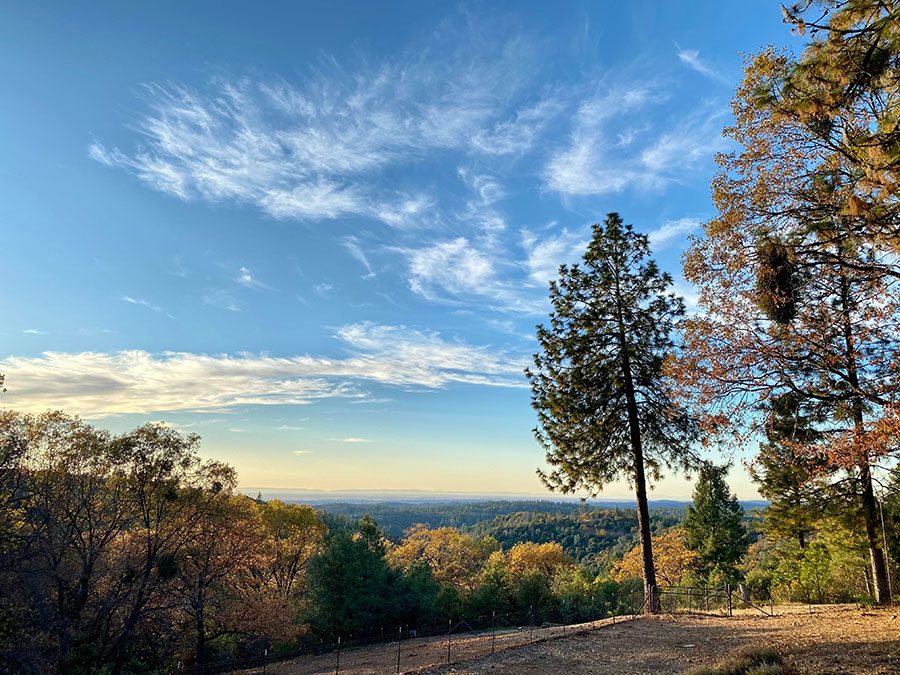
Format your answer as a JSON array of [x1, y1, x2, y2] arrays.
[[0, 2, 800, 499]]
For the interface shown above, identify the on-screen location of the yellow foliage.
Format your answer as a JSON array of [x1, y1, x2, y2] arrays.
[[611, 528, 698, 586], [387, 525, 498, 590], [505, 541, 572, 580]]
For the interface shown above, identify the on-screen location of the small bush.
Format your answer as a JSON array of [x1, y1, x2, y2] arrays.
[[687, 645, 790, 675]]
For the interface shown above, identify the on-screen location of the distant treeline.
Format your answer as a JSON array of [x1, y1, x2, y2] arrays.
[[315, 500, 682, 540]]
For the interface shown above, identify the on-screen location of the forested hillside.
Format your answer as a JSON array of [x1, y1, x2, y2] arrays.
[[316, 502, 687, 573], [314, 500, 592, 538], [466, 509, 683, 572]]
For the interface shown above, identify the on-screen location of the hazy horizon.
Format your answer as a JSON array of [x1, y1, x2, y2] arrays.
[[240, 486, 768, 505]]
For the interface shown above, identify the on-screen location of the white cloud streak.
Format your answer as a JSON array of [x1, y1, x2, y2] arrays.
[[520, 226, 588, 285], [0, 322, 526, 418], [676, 46, 729, 84], [89, 26, 547, 226], [122, 295, 174, 318], [341, 237, 375, 278], [544, 88, 728, 195], [236, 266, 272, 290], [647, 217, 701, 250]]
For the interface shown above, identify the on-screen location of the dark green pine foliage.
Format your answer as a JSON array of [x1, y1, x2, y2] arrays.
[[684, 464, 750, 584], [750, 393, 832, 550], [526, 213, 700, 610], [307, 516, 443, 636]]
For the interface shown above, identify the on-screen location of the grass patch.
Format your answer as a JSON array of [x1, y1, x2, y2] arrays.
[[687, 645, 791, 675]]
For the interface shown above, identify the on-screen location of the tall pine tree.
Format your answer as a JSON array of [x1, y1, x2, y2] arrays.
[[684, 464, 749, 585], [527, 213, 699, 612], [750, 393, 831, 550]]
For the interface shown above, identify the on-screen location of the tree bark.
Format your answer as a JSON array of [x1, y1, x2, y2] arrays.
[[859, 458, 891, 603], [839, 273, 891, 604], [619, 330, 658, 613], [195, 595, 207, 668]]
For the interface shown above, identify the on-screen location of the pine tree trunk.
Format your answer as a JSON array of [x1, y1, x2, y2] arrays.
[[618, 328, 658, 613], [859, 458, 891, 604], [839, 273, 891, 604]]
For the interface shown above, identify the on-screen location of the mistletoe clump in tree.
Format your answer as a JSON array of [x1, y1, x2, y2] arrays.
[[527, 213, 699, 612]]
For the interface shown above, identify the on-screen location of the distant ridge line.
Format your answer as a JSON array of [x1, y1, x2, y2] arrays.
[[240, 487, 767, 508]]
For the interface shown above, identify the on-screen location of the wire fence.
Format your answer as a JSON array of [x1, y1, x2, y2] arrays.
[[180, 587, 650, 674], [655, 583, 775, 617], [178, 583, 777, 674]]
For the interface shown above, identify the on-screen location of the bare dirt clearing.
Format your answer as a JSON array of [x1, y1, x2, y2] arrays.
[[251, 606, 899, 674], [421, 606, 900, 675]]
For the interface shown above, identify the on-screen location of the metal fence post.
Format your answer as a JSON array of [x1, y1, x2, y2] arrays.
[[396, 626, 402, 674], [335, 636, 341, 674], [491, 611, 496, 654], [446, 619, 452, 664], [262, 647, 268, 674], [726, 583, 732, 617]]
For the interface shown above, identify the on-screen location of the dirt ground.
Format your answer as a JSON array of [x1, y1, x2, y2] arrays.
[[420, 605, 900, 675], [253, 606, 900, 674]]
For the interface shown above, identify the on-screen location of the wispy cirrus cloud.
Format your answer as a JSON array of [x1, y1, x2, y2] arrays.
[[676, 45, 729, 85], [0, 322, 526, 418], [341, 236, 376, 279], [406, 237, 495, 302], [520, 226, 588, 285], [236, 266, 273, 290], [122, 295, 174, 318], [88, 21, 551, 227], [202, 289, 242, 312], [469, 98, 563, 156], [401, 237, 544, 314], [544, 86, 728, 196], [403, 223, 595, 315], [640, 107, 730, 175], [647, 217, 702, 250]]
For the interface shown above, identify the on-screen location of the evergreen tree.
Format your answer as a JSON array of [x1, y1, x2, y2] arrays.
[[750, 393, 831, 550], [778, 1, 900, 247], [307, 517, 402, 636], [684, 465, 749, 585], [527, 213, 700, 612]]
